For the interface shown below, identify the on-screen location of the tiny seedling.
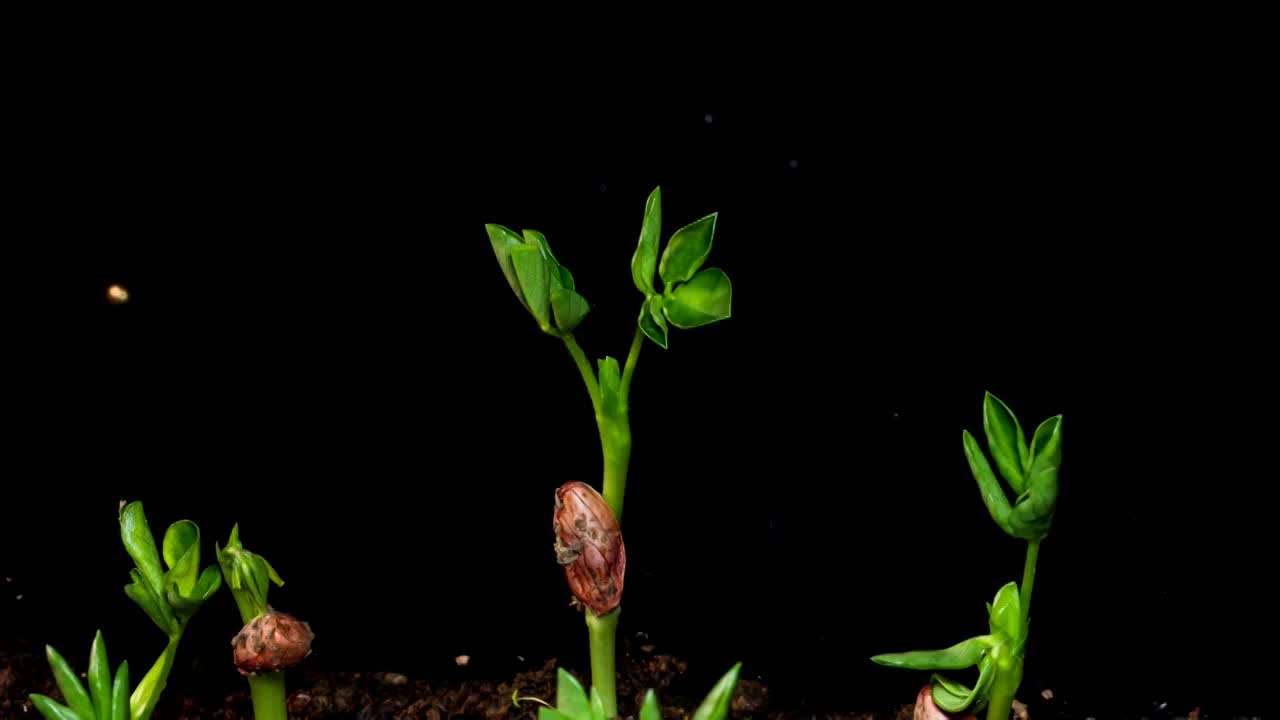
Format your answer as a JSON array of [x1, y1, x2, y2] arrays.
[[872, 392, 1062, 720]]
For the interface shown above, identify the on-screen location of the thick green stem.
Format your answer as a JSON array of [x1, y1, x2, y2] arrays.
[[586, 609, 619, 719], [247, 672, 288, 720], [984, 654, 1023, 720], [130, 636, 180, 720]]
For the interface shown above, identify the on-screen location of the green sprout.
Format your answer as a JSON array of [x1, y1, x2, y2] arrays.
[[216, 524, 313, 720], [535, 664, 741, 720], [487, 186, 733, 718], [29, 502, 221, 720], [872, 393, 1062, 720]]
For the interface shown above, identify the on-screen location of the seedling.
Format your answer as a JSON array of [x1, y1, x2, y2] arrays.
[[486, 186, 733, 717], [532, 664, 742, 720], [28, 502, 221, 720], [216, 524, 314, 720], [872, 393, 1062, 720]]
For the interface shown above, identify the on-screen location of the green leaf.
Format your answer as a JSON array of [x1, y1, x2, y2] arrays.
[[554, 668, 590, 720], [45, 644, 95, 720], [870, 635, 993, 670], [638, 294, 669, 349], [119, 502, 165, 602], [511, 244, 552, 330], [170, 565, 223, 615], [124, 569, 177, 636], [632, 186, 661, 295], [28, 695, 80, 720], [663, 267, 732, 329], [486, 224, 529, 310], [111, 661, 130, 720], [929, 654, 995, 714], [522, 229, 574, 292], [538, 710, 572, 720], [162, 520, 200, 595], [988, 581, 1023, 642], [130, 638, 178, 720], [598, 356, 623, 417], [1029, 415, 1062, 470], [588, 687, 606, 720], [983, 392, 1029, 495], [639, 689, 662, 720], [551, 288, 591, 333], [1010, 446, 1059, 541], [89, 630, 111, 720], [962, 430, 1016, 537], [659, 212, 717, 286], [691, 662, 741, 720]]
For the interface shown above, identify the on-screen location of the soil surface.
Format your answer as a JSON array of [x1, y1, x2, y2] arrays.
[[0, 638, 1206, 720]]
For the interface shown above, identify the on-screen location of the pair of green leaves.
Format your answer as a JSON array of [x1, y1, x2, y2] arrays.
[[119, 502, 221, 639], [962, 392, 1063, 541], [488, 225, 591, 336], [29, 631, 131, 720], [215, 523, 285, 622], [870, 582, 1023, 714], [536, 663, 741, 720], [630, 187, 733, 349]]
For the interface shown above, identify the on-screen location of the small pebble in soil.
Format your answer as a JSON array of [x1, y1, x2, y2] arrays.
[[1042, 688, 1054, 700], [455, 655, 470, 666]]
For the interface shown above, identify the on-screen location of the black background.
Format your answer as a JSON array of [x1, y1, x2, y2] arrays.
[[3, 18, 1271, 720]]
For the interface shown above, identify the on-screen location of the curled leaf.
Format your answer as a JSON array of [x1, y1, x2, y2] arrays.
[[632, 186, 662, 295], [638, 295, 669, 349], [663, 267, 732, 329], [983, 392, 1028, 494]]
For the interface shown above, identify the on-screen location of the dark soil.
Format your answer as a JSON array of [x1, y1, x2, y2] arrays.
[[0, 638, 1208, 720]]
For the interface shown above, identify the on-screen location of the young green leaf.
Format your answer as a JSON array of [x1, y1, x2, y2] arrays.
[[659, 212, 717, 286], [120, 502, 165, 601], [162, 520, 200, 596], [522, 230, 574, 291], [639, 689, 662, 720], [551, 288, 591, 333], [538, 710, 573, 720], [983, 392, 1029, 494], [511, 244, 553, 330], [589, 687, 607, 720], [111, 660, 130, 720], [632, 186, 662, 295], [45, 644, 95, 719], [928, 655, 995, 714], [1010, 447, 1059, 541], [691, 662, 741, 720], [89, 630, 112, 720], [987, 581, 1022, 642], [124, 568, 177, 636], [638, 294, 669, 349], [130, 638, 178, 720], [598, 357, 623, 417], [1029, 415, 1062, 470], [486, 224, 529, 309], [962, 430, 1016, 537], [554, 668, 591, 720], [27, 694, 80, 720], [870, 635, 993, 670], [663, 267, 732, 329]]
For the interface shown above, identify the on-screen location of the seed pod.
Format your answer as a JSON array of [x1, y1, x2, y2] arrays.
[[231, 610, 315, 676], [552, 481, 625, 615]]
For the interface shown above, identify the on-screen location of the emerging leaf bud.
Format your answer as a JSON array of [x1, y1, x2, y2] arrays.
[[231, 610, 315, 676], [552, 481, 625, 615]]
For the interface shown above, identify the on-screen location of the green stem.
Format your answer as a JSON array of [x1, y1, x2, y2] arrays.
[[129, 635, 180, 720], [563, 334, 602, 416], [619, 327, 644, 403], [1020, 539, 1040, 635], [984, 654, 1023, 720], [247, 672, 288, 720], [586, 609, 619, 719]]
